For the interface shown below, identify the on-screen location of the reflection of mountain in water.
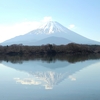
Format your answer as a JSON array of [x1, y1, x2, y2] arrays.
[[31, 71, 68, 89], [2, 59, 100, 89], [2, 60, 70, 71]]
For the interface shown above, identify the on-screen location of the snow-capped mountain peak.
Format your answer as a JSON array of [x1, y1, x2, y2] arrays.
[[38, 21, 68, 34], [1, 20, 100, 46]]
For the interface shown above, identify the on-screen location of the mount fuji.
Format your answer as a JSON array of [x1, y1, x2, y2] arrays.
[[1, 21, 100, 45]]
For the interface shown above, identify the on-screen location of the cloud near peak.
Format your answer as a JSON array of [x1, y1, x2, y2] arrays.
[[68, 24, 75, 29], [42, 16, 53, 22], [0, 16, 53, 42]]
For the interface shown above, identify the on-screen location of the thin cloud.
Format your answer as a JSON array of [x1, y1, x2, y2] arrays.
[[0, 16, 53, 42], [41, 16, 53, 22], [0, 21, 40, 42], [68, 75, 76, 81], [68, 24, 75, 29], [14, 78, 41, 85]]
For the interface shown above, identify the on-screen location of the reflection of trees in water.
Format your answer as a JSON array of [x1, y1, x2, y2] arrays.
[[0, 54, 100, 64]]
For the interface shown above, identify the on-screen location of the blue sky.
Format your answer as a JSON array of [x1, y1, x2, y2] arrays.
[[0, 0, 100, 42]]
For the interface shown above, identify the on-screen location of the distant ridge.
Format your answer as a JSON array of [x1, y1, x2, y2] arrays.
[[32, 36, 71, 45]]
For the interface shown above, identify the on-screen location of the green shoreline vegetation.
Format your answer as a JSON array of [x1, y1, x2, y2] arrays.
[[0, 43, 100, 55]]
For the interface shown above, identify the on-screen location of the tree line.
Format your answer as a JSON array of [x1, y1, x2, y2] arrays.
[[0, 43, 100, 55]]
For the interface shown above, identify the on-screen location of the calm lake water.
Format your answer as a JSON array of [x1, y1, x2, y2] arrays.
[[0, 55, 100, 100]]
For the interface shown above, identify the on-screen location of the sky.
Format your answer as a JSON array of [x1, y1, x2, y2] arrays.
[[0, 0, 100, 42]]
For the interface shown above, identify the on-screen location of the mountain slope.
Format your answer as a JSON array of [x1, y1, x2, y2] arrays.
[[1, 21, 100, 45], [32, 36, 71, 45]]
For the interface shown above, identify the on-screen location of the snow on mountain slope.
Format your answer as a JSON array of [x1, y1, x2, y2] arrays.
[[38, 21, 69, 34], [1, 21, 100, 45]]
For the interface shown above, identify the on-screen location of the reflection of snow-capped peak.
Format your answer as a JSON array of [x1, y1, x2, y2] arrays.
[[32, 71, 68, 89], [14, 71, 68, 89], [38, 21, 68, 34]]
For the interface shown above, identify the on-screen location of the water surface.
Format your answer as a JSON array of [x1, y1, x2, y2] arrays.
[[0, 55, 100, 100]]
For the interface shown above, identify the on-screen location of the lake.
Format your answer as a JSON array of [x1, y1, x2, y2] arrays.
[[0, 55, 100, 100]]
